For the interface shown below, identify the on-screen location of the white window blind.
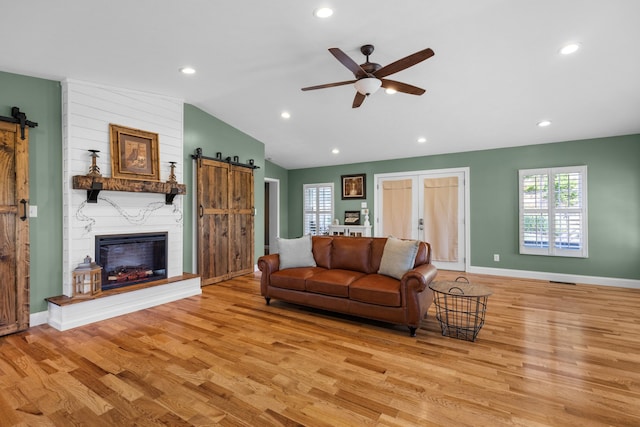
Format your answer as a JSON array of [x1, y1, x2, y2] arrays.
[[519, 166, 588, 257], [303, 183, 334, 236]]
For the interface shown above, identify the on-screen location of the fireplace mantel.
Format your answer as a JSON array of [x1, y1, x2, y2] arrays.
[[72, 175, 186, 204]]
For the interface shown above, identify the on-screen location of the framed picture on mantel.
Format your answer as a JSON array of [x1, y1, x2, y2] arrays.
[[110, 124, 160, 181], [341, 173, 366, 199], [344, 211, 361, 225]]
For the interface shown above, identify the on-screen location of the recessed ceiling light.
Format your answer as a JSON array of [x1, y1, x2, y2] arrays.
[[560, 43, 580, 55], [332, 148, 340, 154], [417, 137, 427, 143], [537, 120, 552, 127], [314, 7, 334, 18], [281, 111, 291, 119], [385, 88, 397, 95], [179, 66, 196, 75]]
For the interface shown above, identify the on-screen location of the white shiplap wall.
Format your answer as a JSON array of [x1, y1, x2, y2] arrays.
[[62, 79, 184, 297]]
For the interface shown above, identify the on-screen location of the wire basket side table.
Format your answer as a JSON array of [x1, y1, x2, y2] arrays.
[[429, 277, 493, 342]]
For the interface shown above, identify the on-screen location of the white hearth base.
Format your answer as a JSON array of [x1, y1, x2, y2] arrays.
[[47, 276, 201, 331]]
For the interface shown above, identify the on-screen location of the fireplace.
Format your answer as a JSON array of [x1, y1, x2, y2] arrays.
[[95, 232, 168, 291]]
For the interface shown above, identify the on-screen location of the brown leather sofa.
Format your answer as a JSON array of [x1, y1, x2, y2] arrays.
[[257, 236, 438, 336]]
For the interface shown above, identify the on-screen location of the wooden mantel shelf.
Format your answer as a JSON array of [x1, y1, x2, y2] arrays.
[[72, 175, 187, 204]]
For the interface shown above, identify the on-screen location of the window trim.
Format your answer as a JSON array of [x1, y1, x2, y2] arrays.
[[518, 165, 588, 258], [303, 182, 334, 236]]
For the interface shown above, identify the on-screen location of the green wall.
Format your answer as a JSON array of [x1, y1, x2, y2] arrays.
[[0, 72, 268, 314], [288, 134, 640, 280], [3, 68, 638, 316], [183, 104, 265, 271], [265, 160, 289, 239], [0, 71, 62, 313]]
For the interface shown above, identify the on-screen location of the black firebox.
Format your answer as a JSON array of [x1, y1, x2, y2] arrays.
[[95, 232, 168, 291]]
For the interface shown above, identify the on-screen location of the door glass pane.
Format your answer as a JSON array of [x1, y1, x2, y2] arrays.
[[423, 177, 458, 262], [381, 179, 413, 238]]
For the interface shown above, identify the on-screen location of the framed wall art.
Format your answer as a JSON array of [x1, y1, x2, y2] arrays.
[[344, 210, 361, 225], [109, 124, 160, 181], [341, 173, 366, 199]]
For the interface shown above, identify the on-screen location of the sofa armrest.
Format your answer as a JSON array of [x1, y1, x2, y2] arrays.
[[402, 263, 438, 293], [401, 263, 438, 327], [257, 254, 280, 295], [257, 253, 280, 274]]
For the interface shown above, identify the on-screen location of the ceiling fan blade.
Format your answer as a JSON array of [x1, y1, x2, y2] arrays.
[[374, 48, 435, 79], [352, 92, 366, 108], [329, 48, 368, 79], [381, 79, 426, 95], [301, 80, 356, 91]]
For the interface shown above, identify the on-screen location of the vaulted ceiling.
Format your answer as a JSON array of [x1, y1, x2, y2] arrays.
[[2, 1, 639, 169]]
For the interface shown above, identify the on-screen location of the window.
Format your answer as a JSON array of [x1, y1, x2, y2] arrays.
[[303, 183, 334, 236], [519, 166, 588, 257]]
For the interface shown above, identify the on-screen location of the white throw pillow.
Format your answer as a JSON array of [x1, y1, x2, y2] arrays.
[[378, 237, 419, 280], [276, 235, 317, 269]]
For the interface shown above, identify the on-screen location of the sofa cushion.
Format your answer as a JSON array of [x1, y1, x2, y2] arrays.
[[277, 235, 316, 269], [370, 238, 387, 272], [414, 241, 430, 266], [378, 237, 419, 280], [330, 237, 372, 273], [312, 236, 333, 269], [350, 274, 402, 307], [306, 269, 365, 297], [271, 267, 324, 291]]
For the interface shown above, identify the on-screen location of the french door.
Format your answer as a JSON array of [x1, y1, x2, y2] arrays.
[[375, 168, 468, 271]]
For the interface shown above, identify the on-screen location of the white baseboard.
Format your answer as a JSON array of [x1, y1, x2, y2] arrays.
[[30, 311, 49, 327], [47, 276, 202, 331], [467, 266, 640, 289]]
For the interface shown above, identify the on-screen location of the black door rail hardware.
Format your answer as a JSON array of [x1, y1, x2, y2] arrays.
[[0, 107, 38, 140]]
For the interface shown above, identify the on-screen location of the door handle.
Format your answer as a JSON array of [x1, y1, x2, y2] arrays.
[[20, 199, 28, 221], [199, 204, 204, 218]]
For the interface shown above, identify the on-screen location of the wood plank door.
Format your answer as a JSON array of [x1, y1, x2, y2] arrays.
[[0, 121, 30, 336], [197, 159, 230, 285], [229, 164, 254, 278], [196, 159, 255, 285]]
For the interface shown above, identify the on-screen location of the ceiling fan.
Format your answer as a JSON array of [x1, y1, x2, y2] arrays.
[[301, 44, 435, 108]]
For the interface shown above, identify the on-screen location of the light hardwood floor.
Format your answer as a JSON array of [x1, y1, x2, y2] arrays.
[[1, 271, 639, 426]]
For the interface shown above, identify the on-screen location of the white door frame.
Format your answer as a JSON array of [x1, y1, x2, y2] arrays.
[[374, 167, 470, 271], [265, 178, 280, 252]]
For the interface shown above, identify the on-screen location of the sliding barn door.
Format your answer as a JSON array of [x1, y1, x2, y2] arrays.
[[229, 165, 254, 276], [197, 159, 254, 285], [0, 121, 30, 336], [197, 159, 230, 285]]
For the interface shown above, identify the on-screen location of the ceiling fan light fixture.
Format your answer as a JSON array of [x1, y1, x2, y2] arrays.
[[537, 120, 552, 127], [354, 77, 381, 96], [385, 88, 397, 95]]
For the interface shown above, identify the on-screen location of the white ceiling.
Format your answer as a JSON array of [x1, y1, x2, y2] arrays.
[[2, 1, 639, 169]]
